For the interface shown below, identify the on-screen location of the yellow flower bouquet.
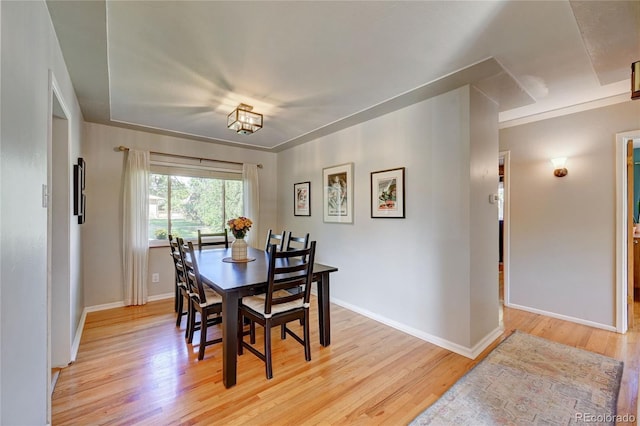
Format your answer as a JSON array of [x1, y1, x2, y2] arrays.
[[227, 216, 253, 239]]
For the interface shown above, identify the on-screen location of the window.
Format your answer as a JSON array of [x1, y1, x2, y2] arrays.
[[149, 166, 243, 243]]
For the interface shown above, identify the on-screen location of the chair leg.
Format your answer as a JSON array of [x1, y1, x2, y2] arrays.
[[198, 310, 207, 360], [281, 324, 286, 340], [175, 291, 184, 327], [265, 320, 273, 379], [238, 312, 244, 355], [187, 302, 196, 343], [174, 281, 179, 312], [250, 321, 256, 344], [303, 311, 311, 361]]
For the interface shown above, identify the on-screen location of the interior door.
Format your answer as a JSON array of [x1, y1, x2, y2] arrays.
[[627, 140, 634, 328]]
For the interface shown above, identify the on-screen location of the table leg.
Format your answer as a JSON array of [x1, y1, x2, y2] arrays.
[[316, 272, 331, 346], [221, 292, 239, 388]]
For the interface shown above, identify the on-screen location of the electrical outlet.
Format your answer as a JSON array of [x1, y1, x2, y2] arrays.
[[152, 273, 160, 283]]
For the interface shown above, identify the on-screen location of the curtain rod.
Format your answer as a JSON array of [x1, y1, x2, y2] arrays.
[[117, 145, 263, 168]]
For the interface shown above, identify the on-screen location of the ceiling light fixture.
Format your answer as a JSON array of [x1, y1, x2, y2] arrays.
[[632, 61, 640, 100], [227, 103, 263, 135]]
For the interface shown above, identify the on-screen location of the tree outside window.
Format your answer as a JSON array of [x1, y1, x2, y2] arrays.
[[149, 173, 243, 241]]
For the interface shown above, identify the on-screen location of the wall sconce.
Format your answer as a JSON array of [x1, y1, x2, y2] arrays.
[[632, 61, 640, 100], [551, 157, 568, 177]]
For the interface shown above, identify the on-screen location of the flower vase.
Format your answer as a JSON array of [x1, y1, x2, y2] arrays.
[[231, 237, 248, 261]]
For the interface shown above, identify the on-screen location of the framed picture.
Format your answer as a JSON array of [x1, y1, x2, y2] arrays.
[[323, 163, 353, 223], [73, 157, 86, 224], [294, 181, 311, 216], [370, 167, 405, 218]]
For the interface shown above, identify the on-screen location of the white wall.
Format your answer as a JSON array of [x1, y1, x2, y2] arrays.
[[0, 1, 83, 424], [276, 85, 500, 353], [469, 87, 500, 344], [499, 100, 640, 328], [82, 123, 278, 306]]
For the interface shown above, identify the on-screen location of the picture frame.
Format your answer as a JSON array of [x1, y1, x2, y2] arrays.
[[294, 181, 311, 216], [73, 157, 86, 224], [370, 167, 405, 218], [323, 163, 353, 223]]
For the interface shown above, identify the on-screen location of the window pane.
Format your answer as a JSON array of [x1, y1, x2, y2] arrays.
[[182, 176, 224, 235], [225, 180, 243, 223], [169, 176, 200, 240], [149, 174, 169, 240], [149, 172, 243, 242]]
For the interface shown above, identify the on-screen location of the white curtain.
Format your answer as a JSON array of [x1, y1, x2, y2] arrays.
[[243, 163, 260, 249], [123, 150, 150, 306]]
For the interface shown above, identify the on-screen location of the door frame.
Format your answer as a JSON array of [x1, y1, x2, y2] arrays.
[[615, 130, 640, 333], [499, 151, 510, 310], [47, 70, 72, 422]]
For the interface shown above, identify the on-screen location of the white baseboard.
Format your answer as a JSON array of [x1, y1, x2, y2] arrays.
[[148, 292, 173, 302], [84, 300, 125, 313], [84, 292, 174, 313], [331, 297, 503, 359], [70, 309, 87, 363], [506, 302, 617, 332]]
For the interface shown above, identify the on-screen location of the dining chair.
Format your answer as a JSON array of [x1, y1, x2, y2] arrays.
[[282, 232, 310, 299], [198, 229, 229, 249], [285, 232, 310, 252], [169, 234, 189, 328], [182, 241, 224, 360], [265, 229, 287, 251], [238, 241, 317, 379]]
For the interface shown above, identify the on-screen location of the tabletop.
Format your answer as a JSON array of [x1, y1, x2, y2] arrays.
[[193, 246, 338, 293]]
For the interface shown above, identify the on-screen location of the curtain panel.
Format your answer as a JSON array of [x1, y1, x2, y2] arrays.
[[243, 164, 260, 249], [123, 150, 150, 306]]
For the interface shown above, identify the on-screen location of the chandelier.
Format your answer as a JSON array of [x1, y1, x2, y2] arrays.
[[227, 103, 263, 135]]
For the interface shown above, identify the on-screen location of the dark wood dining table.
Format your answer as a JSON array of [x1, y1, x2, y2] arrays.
[[193, 246, 338, 388]]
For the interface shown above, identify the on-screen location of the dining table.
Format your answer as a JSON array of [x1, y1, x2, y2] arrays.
[[193, 246, 338, 388]]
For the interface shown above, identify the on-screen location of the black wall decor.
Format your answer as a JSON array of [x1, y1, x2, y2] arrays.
[[73, 157, 86, 224]]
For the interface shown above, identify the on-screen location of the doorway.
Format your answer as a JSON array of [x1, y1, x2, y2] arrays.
[[47, 74, 72, 421], [499, 151, 510, 326], [615, 130, 640, 333]]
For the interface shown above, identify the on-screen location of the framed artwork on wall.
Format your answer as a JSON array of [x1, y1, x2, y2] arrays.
[[294, 181, 311, 216], [73, 157, 86, 224], [323, 163, 353, 223], [370, 167, 405, 218]]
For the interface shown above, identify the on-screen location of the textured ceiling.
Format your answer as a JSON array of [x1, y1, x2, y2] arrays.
[[47, 1, 639, 151]]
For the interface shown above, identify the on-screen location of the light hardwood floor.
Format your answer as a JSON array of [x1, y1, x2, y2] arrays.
[[52, 297, 640, 425]]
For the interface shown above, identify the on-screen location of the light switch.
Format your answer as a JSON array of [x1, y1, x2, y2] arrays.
[[42, 184, 48, 208]]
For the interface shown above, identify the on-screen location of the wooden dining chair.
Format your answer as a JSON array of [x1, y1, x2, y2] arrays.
[[182, 241, 224, 360], [285, 232, 310, 252], [169, 234, 189, 328], [265, 229, 287, 251], [282, 232, 310, 318], [238, 241, 317, 379], [198, 229, 229, 249]]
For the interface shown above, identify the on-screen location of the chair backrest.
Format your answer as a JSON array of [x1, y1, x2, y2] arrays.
[[263, 241, 316, 316], [198, 229, 229, 249], [265, 229, 287, 251], [182, 241, 208, 304], [285, 232, 310, 251], [169, 234, 186, 284]]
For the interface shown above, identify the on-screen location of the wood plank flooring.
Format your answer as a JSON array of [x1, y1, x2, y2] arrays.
[[52, 298, 640, 425]]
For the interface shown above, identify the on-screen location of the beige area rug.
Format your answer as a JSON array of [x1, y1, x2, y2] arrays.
[[411, 331, 623, 425]]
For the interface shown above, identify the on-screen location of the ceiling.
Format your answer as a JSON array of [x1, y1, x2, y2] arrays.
[[46, 1, 639, 152]]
